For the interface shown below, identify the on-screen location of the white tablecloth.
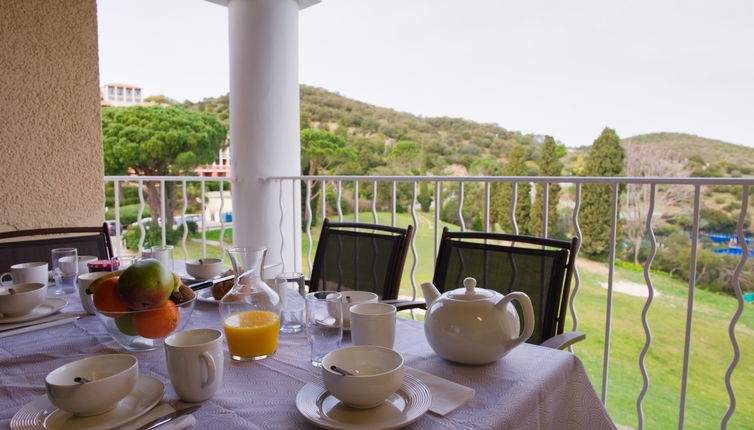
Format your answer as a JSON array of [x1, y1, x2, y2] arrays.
[[0, 295, 615, 429]]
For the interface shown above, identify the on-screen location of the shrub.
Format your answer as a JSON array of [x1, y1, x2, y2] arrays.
[[124, 221, 182, 251]]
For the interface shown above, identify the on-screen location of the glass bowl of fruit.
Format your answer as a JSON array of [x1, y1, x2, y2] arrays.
[[90, 259, 197, 352]]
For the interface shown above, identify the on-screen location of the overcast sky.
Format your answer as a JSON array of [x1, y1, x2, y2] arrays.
[[97, 0, 754, 148]]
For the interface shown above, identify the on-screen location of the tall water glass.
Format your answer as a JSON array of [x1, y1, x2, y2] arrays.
[[52, 248, 78, 295], [274, 272, 305, 334], [151, 245, 174, 272], [305, 291, 342, 367]]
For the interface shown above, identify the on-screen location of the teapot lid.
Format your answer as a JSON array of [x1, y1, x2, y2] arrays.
[[447, 277, 497, 301]]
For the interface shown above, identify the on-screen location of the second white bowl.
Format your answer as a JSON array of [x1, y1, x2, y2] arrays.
[[322, 345, 404, 408], [45, 354, 138, 416]]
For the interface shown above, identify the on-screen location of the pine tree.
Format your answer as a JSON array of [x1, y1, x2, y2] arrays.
[[580, 127, 625, 256], [529, 136, 562, 236], [491, 145, 531, 234]]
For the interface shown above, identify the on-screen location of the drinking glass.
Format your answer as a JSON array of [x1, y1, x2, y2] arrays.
[[52, 248, 78, 295], [274, 272, 305, 334], [150, 245, 174, 272], [305, 291, 342, 367]]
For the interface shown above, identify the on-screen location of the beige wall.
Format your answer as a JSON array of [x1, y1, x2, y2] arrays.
[[0, 0, 104, 232]]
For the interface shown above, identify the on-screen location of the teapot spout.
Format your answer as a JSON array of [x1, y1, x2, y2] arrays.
[[421, 282, 441, 307]]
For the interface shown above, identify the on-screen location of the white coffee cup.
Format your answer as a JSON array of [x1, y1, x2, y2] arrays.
[[327, 291, 379, 328], [1, 262, 49, 286], [77, 256, 98, 273], [350, 302, 397, 349], [165, 329, 224, 402], [78, 272, 110, 315]]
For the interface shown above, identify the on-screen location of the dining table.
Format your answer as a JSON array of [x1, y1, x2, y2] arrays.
[[0, 290, 616, 430]]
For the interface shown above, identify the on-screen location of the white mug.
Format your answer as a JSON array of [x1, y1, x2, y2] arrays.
[[350, 302, 397, 349], [165, 329, 224, 402], [78, 272, 110, 315], [327, 291, 379, 328], [1, 262, 49, 286]]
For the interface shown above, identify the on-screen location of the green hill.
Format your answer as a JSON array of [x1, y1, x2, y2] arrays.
[[623, 132, 754, 170]]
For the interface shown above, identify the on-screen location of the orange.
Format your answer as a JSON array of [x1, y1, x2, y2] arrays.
[[132, 300, 179, 339], [93, 277, 130, 317]]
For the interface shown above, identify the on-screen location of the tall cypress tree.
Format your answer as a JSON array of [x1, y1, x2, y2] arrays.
[[581, 127, 625, 256], [529, 136, 562, 236], [491, 145, 531, 234]]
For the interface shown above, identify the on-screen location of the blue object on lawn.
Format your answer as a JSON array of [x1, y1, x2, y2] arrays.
[[744, 293, 754, 304]]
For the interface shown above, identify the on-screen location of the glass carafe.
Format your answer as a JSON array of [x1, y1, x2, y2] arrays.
[[220, 246, 282, 361]]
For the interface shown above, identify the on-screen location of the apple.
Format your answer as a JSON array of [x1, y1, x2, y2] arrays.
[[117, 259, 176, 310]]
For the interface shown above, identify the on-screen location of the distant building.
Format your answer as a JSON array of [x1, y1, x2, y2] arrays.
[[195, 147, 231, 178], [100, 83, 145, 106]]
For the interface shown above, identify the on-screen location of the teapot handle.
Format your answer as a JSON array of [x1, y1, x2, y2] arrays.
[[498, 292, 535, 347]]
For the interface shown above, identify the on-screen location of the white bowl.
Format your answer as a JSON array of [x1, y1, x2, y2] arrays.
[[0, 283, 47, 317], [322, 345, 404, 408], [45, 354, 138, 416], [326, 291, 379, 327], [185, 258, 224, 280]]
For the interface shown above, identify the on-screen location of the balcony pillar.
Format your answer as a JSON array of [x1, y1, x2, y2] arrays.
[[218, 0, 317, 271]]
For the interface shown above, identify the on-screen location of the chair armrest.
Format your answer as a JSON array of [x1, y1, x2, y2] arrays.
[[381, 299, 426, 312], [540, 331, 586, 350]]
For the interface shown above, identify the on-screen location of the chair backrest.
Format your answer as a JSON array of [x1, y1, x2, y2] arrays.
[[0, 223, 114, 273], [432, 228, 578, 345], [309, 219, 414, 300]]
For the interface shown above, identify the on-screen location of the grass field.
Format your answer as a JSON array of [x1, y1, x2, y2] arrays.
[[190, 212, 754, 429]]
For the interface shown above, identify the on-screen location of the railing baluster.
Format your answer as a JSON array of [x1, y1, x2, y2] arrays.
[[458, 182, 465, 231], [180, 180, 188, 262], [434, 182, 441, 258], [306, 180, 313, 275], [372, 181, 378, 224], [278, 180, 285, 272], [137, 180, 145, 254], [637, 184, 657, 430], [510, 182, 519, 234], [722, 184, 749, 429], [293, 179, 300, 272], [569, 183, 583, 351], [354, 180, 359, 223], [337, 180, 343, 222], [391, 181, 396, 227], [409, 181, 419, 319], [543, 182, 549, 238], [484, 181, 490, 233], [678, 185, 701, 429], [160, 179, 167, 246], [218, 180, 226, 260], [200, 181, 206, 258], [114, 180, 121, 242], [601, 183, 619, 405], [321, 180, 326, 223]]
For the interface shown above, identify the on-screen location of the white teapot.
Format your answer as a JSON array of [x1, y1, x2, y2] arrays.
[[421, 277, 534, 365]]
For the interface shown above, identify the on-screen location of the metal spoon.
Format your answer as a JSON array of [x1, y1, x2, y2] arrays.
[[74, 377, 91, 384], [330, 365, 354, 376]]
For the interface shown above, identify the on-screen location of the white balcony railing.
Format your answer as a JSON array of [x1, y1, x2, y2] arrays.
[[106, 174, 753, 429]]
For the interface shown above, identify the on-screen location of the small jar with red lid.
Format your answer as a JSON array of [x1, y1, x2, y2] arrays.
[[87, 259, 120, 273]]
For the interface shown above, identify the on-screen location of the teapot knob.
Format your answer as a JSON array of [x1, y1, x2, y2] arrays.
[[463, 277, 477, 294]]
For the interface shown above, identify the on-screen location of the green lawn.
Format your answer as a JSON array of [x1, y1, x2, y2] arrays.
[[189, 211, 754, 429]]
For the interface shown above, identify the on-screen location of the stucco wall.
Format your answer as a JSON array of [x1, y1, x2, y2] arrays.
[[0, 0, 104, 232]]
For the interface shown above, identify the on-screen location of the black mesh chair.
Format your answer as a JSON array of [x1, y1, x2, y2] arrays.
[[0, 223, 113, 274], [309, 219, 420, 310], [431, 227, 584, 350]]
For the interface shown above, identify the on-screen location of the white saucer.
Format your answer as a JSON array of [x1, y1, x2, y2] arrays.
[[0, 298, 67, 324], [11, 375, 164, 430], [296, 374, 431, 430], [196, 288, 220, 304]]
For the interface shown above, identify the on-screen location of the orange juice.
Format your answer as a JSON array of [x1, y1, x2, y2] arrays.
[[223, 311, 280, 360]]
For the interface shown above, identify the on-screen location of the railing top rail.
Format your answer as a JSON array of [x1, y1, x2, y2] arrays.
[[263, 175, 754, 186], [104, 175, 233, 182]]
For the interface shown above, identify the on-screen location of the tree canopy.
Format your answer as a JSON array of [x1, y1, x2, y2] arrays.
[[102, 105, 227, 176], [580, 127, 625, 256]]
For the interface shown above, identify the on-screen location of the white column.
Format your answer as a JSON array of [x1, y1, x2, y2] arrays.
[[226, 0, 305, 270]]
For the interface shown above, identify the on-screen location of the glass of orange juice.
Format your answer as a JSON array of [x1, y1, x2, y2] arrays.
[[220, 246, 282, 361]]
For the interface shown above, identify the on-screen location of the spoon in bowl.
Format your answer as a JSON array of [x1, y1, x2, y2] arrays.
[[330, 365, 354, 376]]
